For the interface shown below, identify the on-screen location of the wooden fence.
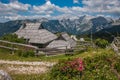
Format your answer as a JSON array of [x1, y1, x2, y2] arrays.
[[0, 40, 38, 54], [0, 40, 74, 56], [0, 40, 93, 56], [37, 46, 75, 56]]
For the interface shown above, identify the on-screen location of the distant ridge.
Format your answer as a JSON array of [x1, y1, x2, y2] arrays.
[[0, 16, 120, 37]]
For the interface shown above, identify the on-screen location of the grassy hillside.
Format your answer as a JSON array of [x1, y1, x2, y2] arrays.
[[49, 49, 120, 80], [0, 48, 112, 62], [1, 48, 120, 80]]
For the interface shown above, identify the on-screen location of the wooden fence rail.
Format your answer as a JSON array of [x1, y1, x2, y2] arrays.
[[0, 40, 38, 50], [0, 40, 92, 56], [0, 40, 75, 56], [0, 45, 18, 50]]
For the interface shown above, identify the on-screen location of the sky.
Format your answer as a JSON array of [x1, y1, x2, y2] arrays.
[[0, 0, 120, 22]]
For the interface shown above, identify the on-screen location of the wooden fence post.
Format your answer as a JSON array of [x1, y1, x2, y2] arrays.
[[11, 44, 14, 54], [65, 46, 67, 55]]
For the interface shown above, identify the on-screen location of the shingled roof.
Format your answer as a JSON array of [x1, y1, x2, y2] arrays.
[[29, 29, 57, 44], [61, 32, 76, 48], [15, 23, 57, 44], [16, 23, 41, 38], [47, 40, 71, 49], [47, 33, 77, 49]]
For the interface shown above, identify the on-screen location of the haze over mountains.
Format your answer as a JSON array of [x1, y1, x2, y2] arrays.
[[0, 16, 120, 37]]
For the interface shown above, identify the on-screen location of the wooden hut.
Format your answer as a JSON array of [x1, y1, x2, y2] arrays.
[[60, 32, 77, 48], [29, 29, 57, 47], [15, 23, 42, 38], [15, 22, 57, 48], [47, 40, 71, 49], [47, 32, 77, 49]]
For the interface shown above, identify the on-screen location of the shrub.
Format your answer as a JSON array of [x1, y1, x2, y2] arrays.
[[114, 62, 120, 73], [22, 51, 29, 57], [17, 50, 23, 57], [0, 34, 26, 44], [49, 52, 118, 80], [28, 50, 35, 57], [50, 58, 84, 80], [17, 50, 35, 57], [95, 38, 109, 48]]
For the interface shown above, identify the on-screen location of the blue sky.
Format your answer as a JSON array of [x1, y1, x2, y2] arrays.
[[0, 0, 120, 22], [0, 0, 83, 7]]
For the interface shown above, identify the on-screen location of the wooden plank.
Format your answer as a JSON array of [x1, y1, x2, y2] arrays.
[[0, 40, 38, 49], [0, 45, 18, 50]]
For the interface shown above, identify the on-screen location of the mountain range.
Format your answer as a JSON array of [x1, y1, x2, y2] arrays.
[[0, 16, 120, 38]]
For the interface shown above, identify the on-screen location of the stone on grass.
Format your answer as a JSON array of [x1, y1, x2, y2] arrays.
[[0, 70, 12, 80]]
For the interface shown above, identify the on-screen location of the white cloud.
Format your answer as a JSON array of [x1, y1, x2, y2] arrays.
[[55, 6, 72, 13], [32, 1, 55, 14], [10, 0, 18, 2], [73, 0, 79, 4], [31, 0, 120, 20], [0, 1, 30, 11], [32, 1, 72, 14], [9, 1, 30, 11], [0, 0, 120, 22], [0, 1, 31, 22], [0, 1, 30, 16], [71, 7, 87, 13], [3, 14, 51, 20], [82, 0, 120, 15]]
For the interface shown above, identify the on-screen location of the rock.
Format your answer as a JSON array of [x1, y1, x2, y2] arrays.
[[0, 70, 12, 80]]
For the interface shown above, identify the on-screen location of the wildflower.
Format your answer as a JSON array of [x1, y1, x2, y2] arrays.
[[77, 64, 84, 71]]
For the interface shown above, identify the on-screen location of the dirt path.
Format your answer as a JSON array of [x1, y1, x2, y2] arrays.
[[0, 60, 56, 66], [0, 60, 56, 74]]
